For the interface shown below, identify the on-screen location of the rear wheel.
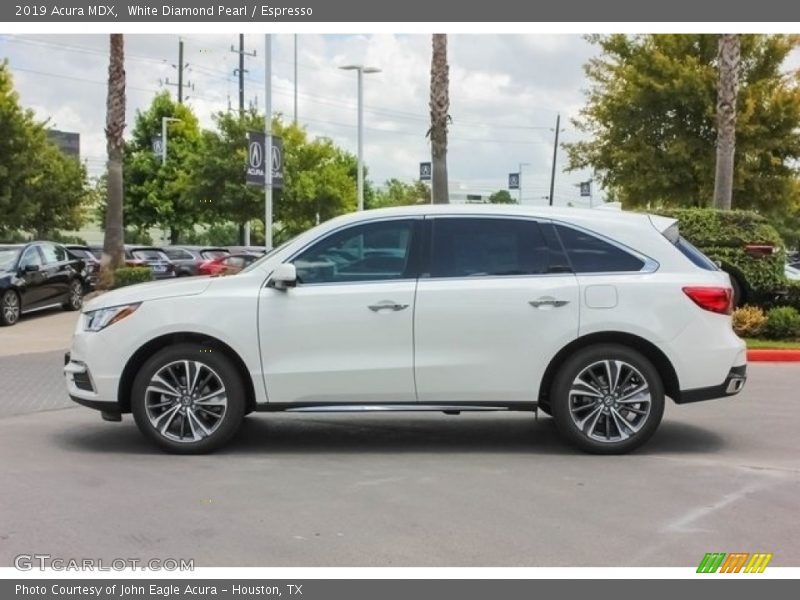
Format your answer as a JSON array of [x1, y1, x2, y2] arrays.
[[1, 290, 21, 326], [550, 344, 664, 454], [131, 343, 246, 454], [63, 279, 83, 311]]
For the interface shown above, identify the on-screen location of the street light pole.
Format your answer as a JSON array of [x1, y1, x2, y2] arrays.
[[161, 117, 181, 165], [265, 34, 273, 251], [339, 65, 381, 211]]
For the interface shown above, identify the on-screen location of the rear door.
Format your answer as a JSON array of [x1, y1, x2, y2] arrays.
[[414, 216, 580, 403], [39, 243, 71, 304]]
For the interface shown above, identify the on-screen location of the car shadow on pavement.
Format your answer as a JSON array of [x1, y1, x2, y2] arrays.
[[54, 414, 726, 456]]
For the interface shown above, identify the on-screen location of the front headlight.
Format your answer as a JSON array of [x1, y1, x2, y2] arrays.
[[83, 303, 141, 332]]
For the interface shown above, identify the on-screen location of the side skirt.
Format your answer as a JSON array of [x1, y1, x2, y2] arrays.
[[254, 402, 538, 413]]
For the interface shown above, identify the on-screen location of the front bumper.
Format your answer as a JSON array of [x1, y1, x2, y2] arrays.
[[675, 364, 747, 404]]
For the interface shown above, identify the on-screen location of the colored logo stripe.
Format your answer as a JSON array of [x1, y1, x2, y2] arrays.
[[744, 553, 773, 573], [697, 552, 772, 573]]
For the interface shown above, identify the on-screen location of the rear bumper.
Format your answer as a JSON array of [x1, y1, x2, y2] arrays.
[[675, 365, 747, 404]]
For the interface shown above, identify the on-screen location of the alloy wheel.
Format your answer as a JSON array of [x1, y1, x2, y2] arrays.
[[2, 292, 20, 325], [568, 359, 652, 443], [69, 281, 82, 309], [144, 360, 228, 443]]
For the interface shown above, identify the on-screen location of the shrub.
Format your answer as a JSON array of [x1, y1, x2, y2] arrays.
[[654, 208, 785, 299], [764, 306, 800, 339], [113, 267, 153, 289], [732, 305, 767, 337]]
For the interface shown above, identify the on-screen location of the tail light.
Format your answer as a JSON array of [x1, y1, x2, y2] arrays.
[[744, 244, 776, 258], [683, 286, 733, 315]]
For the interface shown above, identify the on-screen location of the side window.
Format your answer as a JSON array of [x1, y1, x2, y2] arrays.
[[19, 247, 43, 269], [40, 244, 66, 264], [430, 218, 549, 278], [554, 224, 644, 273], [293, 220, 415, 284], [164, 248, 192, 260]]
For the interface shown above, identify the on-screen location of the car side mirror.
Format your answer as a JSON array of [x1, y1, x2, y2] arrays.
[[270, 263, 297, 290], [22, 264, 40, 273]]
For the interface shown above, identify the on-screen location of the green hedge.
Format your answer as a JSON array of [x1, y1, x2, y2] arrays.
[[113, 267, 153, 288], [654, 208, 785, 298]]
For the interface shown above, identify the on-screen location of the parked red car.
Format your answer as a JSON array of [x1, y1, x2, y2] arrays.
[[197, 253, 259, 276]]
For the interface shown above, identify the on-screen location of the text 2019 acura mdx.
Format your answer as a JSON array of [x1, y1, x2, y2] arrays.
[[65, 205, 746, 454]]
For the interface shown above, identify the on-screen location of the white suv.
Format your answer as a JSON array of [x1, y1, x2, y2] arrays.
[[65, 205, 746, 454]]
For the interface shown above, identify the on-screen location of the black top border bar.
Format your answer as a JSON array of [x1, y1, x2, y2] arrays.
[[2, 0, 799, 23]]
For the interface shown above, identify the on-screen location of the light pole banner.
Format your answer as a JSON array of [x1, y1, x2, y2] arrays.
[[151, 134, 163, 158], [419, 162, 432, 181], [246, 130, 266, 187], [508, 173, 520, 190]]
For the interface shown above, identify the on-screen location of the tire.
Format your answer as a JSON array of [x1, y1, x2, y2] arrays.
[[63, 279, 83, 311], [550, 344, 665, 454], [1, 290, 21, 326], [131, 343, 246, 454]]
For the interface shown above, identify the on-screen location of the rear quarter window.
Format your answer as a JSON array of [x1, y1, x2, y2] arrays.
[[675, 237, 720, 271], [554, 224, 645, 273]]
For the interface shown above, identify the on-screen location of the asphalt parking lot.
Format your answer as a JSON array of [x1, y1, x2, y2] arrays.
[[0, 311, 798, 567]]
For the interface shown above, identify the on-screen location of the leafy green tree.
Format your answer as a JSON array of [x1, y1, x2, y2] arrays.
[[566, 34, 800, 218], [489, 189, 515, 204], [188, 112, 358, 245], [186, 109, 266, 244], [124, 91, 201, 243], [371, 179, 430, 208], [0, 61, 88, 240], [24, 142, 88, 238]]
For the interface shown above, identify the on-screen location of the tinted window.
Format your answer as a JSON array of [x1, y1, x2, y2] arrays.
[[675, 237, 719, 271], [132, 249, 169, 261], [555, 224, 644, 273], [40, 244, 66, 264], [164, 248, 194, 260], [293, 220, 414, 284], [431, 218, 549, 278]]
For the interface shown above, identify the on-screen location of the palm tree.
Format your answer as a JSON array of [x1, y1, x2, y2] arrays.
[[428, 34, 450, 204], [713, 34, 740, 211], [101, 33, 126, 286]]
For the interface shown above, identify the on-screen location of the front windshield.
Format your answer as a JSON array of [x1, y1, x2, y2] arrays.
[[240, 238, 296, 273], [0, 247, 22, 270]]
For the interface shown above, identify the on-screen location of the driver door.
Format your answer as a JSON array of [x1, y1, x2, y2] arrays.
[[259, 218, 422, 404]]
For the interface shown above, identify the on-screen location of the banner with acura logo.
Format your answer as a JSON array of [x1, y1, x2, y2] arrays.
[[246, 131, 284, 189]]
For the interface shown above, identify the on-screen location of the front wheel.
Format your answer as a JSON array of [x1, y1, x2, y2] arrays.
[[131, 343, 246, 453], [550, 344, 664, 454], [1, 290, 21, 326]]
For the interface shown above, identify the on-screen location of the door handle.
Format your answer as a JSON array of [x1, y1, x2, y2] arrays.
[[368, 301, 409, 312], [529, 298, 569, 308]]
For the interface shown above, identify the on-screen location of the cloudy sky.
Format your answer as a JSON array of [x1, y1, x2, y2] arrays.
[[2, 34, 798, 208]]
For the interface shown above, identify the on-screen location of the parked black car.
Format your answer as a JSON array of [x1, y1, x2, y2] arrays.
[[64, 244, 100, 291], [0, 242, 85, 326], [88, 245, 177, 280], [162, 246, 230, 276]]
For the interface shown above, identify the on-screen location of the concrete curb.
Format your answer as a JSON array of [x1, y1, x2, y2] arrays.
[[747, 349, 800, 362]]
